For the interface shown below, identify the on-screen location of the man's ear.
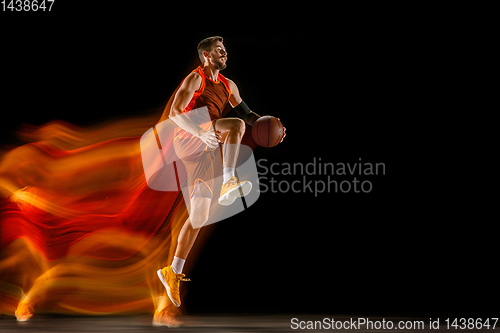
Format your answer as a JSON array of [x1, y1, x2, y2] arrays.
[[201, 51, 210, 66]]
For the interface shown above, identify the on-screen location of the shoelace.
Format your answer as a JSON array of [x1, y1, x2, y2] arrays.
[[171, 275, 190, 296], [225, 177, 238, 187], [173, 273, 191, 283]]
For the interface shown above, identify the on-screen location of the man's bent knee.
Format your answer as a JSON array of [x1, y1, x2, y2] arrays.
[[189, 197, 211, 228], [229, 118, 245, 134], [190, 212, 209, 229]]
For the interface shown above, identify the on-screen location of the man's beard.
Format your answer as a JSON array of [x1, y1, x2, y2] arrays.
[[214, 60, 227, 71]]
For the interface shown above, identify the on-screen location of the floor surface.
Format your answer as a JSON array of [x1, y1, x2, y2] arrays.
[[1, 314, 498, 332]]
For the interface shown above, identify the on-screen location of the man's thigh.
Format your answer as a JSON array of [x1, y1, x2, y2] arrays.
[[214, 117, 242, 133]]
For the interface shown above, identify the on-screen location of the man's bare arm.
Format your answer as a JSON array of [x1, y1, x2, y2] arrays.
[[170, 72, 220, 148]]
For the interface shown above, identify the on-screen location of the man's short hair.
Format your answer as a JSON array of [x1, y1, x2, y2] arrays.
[[197, 36, 223, 63]]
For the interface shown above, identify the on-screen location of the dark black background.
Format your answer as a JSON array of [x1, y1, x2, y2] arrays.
[[1, 3, 497, 318]]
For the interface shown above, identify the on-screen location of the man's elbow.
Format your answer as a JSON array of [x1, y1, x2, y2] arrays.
[[170, 107, 182, 118]]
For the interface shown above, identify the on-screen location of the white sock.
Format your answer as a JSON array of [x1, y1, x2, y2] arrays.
[[171, 256, 185, 274], [223, 167, 235, 183]]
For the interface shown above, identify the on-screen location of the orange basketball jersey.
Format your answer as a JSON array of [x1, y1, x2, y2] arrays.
[[186, 66, 231, 120], [175, 66, 231, 140]]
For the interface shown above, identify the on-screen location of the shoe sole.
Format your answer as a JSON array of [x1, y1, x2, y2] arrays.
[[15, 313, 32, 322], [152, 319, 182, 328], [15, 307, 33, 322], [157, 269, 180, 307], [218, 181, 252, 206]]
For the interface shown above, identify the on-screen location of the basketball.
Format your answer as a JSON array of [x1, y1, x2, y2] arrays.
[[251, 116, 284, 148]]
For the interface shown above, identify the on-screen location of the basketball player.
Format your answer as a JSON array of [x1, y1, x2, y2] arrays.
[[156, 36, 285, 316]]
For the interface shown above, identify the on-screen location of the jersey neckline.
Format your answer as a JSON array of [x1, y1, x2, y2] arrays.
[[199, 66, 221, 84]]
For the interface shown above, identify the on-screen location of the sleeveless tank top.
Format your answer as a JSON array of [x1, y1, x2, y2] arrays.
[[175, 66, 231, 139], [182, 66, 231, 118]]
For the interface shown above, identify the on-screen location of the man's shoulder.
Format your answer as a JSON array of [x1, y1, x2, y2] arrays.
[[225, 77, 236, 88], [182, 71, 203, 90], [186, 71, 202, 81]]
